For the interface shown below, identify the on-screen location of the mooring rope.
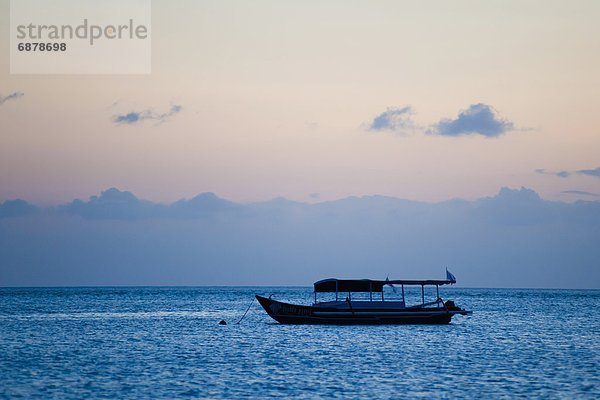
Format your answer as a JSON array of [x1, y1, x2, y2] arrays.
[[236, 297, 255, 325]]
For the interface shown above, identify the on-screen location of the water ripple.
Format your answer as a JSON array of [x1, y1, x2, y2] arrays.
[[0, 287, 598, 399]]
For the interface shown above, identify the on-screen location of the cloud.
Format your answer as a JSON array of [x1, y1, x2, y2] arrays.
[[3, 186, 600, 288], [493, 186, 541, 203], [112, 104, 182, 125], [62, 188, 241, 219], [577, 167, 600, 178], [63, 187, 161, 220], [0, 199, 36, 218], [368, 106, 415, 132], [535, 169, 570, 178], [0, 92, 24, 106], [169, 192, 240, 218], [561, 190, 599, 197], [536, 167, 600, 179], [429, 103, 514, 137]]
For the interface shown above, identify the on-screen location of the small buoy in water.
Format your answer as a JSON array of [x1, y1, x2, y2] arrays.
[[218, 320, 227, 325]]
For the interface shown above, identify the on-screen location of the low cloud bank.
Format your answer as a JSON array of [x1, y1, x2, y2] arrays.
[[1, 187, 598, 288]]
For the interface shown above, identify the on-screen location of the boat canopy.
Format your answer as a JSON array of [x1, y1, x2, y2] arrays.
[[314, 278, 453, 293]]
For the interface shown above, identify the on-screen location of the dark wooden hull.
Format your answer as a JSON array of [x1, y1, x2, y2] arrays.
[[255, 295, 470, 325]]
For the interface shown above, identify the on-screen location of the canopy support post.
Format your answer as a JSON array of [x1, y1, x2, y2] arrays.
[[401, 284, 405, 304]]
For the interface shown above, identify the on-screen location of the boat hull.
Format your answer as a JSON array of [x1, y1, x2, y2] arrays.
[[255, 295, 469, 325]]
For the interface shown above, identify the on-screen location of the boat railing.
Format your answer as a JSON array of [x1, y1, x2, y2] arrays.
[[314, 281, 447, 308], [404, 297, 446, 309]]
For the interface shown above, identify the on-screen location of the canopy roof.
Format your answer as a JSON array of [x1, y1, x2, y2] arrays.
[[314, 278, 453, 293]]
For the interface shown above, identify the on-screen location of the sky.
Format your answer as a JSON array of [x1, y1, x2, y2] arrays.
[[0, 0, 599, 205], [0, 1, 599, 288]]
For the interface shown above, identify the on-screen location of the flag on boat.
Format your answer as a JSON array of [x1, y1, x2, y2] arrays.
[[446, 268, 457, 284], [385, 276, 398, 293]]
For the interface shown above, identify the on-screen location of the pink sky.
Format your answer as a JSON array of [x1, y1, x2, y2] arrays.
[[1, 0, 599, 205]]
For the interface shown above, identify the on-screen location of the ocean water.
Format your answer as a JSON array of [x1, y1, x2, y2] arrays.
[[0, 287, 598, 399]]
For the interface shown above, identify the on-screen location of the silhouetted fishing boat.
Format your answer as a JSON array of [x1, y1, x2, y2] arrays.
[[256, 270, 471, 325]]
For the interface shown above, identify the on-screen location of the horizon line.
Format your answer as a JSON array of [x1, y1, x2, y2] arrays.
[[1, 285, 598, 290]]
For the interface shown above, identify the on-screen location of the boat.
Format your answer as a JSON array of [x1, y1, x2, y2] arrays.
[[256, 272, 472, 325]]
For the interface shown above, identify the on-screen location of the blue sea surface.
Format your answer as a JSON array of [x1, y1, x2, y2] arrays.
[[1, 287, 598, 399]]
